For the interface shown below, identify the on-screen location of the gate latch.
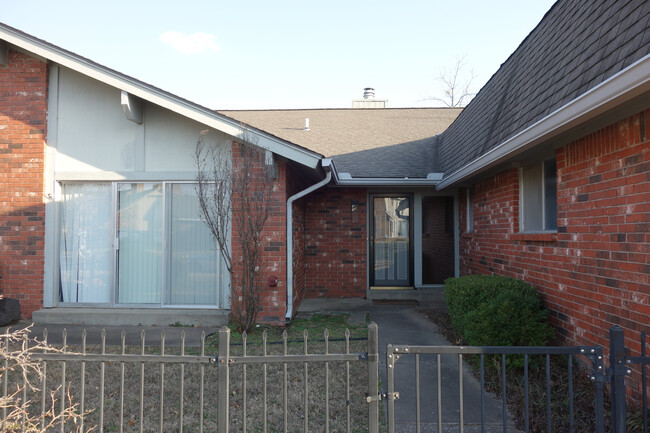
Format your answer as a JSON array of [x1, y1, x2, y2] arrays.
[[366, 392, 400, 403]]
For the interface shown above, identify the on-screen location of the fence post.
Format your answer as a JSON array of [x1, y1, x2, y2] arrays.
[[387, 344, 396, 433], [367, 322, 379, 433], [592, 347, 605, 433], [609, 325, 627, 433], [218, 326, 230, 433]]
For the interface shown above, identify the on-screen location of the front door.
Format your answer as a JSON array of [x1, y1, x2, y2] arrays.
[[371, 195, 412, 287]]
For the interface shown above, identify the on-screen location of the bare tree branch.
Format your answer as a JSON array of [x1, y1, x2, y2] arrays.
[[0, 324, 94, 432], [195, 127, 276, 332], [427, 55, 476, 108]]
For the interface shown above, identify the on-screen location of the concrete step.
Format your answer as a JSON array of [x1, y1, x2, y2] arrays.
[[368, 288, 446, 309]]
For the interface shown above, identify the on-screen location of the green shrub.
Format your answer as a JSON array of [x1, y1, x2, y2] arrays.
[[444, 275, 528, 336], [444, 275, 553, 347]]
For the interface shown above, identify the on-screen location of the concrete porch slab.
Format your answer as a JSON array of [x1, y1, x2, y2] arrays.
[[367, 287, 446, 309], [31, 307, 229, 327]]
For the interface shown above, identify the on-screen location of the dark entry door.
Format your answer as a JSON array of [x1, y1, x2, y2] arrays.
[[421, 196, 455, 284], [371, 196, 411, 287]]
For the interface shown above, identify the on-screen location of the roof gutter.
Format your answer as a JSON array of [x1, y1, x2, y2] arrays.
[[330, 161, 444, 186], [332, 177, 442, 186], [436, 54, 650, 190], [285, 159, 332, 322]]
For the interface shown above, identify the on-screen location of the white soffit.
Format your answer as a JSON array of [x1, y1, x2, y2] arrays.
[[0, 24, 322, 169], [437, 54, 650, 190]]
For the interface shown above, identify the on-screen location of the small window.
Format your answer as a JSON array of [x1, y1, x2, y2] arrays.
[[520, 159, 557, 232], [466, 188, 473, 233]]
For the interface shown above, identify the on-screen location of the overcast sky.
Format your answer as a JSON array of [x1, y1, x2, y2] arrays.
[[4, 0, 556, 109]]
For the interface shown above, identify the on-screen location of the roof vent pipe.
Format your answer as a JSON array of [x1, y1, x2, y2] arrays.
[[363, 87, 375, 99]]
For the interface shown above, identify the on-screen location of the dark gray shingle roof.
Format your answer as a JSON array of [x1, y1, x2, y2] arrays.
[[439, 0, 650, 177]]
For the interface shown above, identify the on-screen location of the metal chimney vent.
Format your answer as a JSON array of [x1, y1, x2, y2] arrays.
[[363, 88, 375, 99], [352, 88, 387, 108]]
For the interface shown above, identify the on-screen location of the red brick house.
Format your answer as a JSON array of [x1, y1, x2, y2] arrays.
[[222, 0, 650, 373], [0, 23, 325, 325], [0, 0, 649, 369], [0, 22, 460, 326]]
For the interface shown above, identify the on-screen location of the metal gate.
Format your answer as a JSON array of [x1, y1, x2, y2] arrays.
[[382, 326, 649, 433], [384, 344, 605, 433]]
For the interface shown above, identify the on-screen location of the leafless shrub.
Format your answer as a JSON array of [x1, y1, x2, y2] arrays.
[[195, 127, 276, 333], [0, 326, 93, 432]]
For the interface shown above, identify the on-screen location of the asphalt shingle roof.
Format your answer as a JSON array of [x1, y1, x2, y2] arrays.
[[438, 0, 650, 177], [218, 108, 461, 178]]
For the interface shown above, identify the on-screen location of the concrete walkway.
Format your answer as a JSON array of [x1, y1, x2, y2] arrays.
[[298, 296, 519, 433]]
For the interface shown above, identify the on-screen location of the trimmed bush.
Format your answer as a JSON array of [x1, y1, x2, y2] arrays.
[[444, 275, 553, 347]]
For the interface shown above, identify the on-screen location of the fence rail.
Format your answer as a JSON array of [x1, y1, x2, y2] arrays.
[[1, 324, 377, 433]]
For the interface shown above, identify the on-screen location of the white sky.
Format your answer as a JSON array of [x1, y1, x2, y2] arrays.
[[3, 0, 556, 109]]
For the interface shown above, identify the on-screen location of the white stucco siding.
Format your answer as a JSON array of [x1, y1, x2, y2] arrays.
[[144, 104, 230, 172], [54, 67, 232, 177], [57, 67, 139, 172]]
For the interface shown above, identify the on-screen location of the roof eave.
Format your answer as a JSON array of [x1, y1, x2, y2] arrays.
[[0, 23, 322, 169], [437, 54, 650, 190]]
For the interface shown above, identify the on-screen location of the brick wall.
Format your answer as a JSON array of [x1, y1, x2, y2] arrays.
[[287, 165, 312, 315], [0, 50, 47, 317], [459, 110, 649, 395], [304, 187, 367, 298], [230, 143, 288, 325]]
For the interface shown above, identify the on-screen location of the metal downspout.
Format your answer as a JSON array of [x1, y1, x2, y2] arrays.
[[285, 160, 332, 322]]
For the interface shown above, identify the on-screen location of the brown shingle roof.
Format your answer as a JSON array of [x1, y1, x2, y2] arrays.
[[217, 108, 461, 178]]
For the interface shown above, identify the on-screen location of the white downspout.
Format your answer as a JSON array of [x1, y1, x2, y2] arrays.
[[285, 159, 332, 322]]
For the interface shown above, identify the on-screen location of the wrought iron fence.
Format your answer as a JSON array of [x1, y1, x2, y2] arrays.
[[1, 323, 648, 433], [608, 326, 650, 433], [0, 323, 379, 433], [384, 344, 605, 433]]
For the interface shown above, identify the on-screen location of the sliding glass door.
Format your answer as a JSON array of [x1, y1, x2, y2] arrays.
[[59, 182, 224, 307], [117, 183, 163, 303], [167, 184, 219, 305], [116, 182, 221, 305]]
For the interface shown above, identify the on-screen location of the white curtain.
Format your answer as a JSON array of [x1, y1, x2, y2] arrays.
[[59, 183, 112, 303]]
